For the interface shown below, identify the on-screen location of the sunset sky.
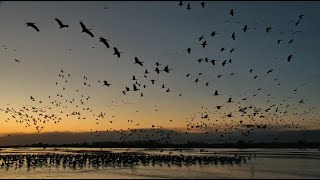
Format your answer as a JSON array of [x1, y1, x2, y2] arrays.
[[0, 1, 320, 139]]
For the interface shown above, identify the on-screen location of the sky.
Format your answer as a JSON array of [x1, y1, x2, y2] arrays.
[[0, 1, 320, 143]]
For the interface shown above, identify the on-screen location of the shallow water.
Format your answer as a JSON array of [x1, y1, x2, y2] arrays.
[[0, 148, 320, 179]]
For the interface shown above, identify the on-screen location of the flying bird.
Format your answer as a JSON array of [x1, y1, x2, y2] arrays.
[[199, 35, 204, 41], [299, 14, 304, 19], [80, 21, 94, 37], [178, 1, 183, 6], [200, 2, 205, 8], [222, 60, 228, 66], [210, 59, 217, 65], [231, 32, 236, 40], [99, 37, 110, 48], [113, 47, 122, 58], [230, 9, 234, 16], [134, 57, 144, 66], [266, 27, 272, 32], [55, 18, 68, 29], [287, 55, 293, 62], [201, 41, 207, 48], [243, 25, 248, 32], [187, 3, 191, 10], [211, 31, 218, 37], [103, 81, 111, 87], [132, 76, 139, 81], [187, 48, 191, 54], [163, 66, 172, 73], [25, 22, 39, 32], [267, 69, 273, 74], [288, 39, 294, 44]]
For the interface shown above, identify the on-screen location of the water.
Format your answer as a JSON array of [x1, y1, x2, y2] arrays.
[[0, 148, 320, 179]]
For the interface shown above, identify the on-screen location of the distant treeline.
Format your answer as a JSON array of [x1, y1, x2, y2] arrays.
[[1, 140, 320, 149]]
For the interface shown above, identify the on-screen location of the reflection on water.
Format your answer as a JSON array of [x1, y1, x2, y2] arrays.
[[0, 148, 320, 179]]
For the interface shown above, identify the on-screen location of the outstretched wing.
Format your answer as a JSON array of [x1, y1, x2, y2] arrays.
[[85, 30, 94, 37], [80, 21, 87, 31], [55, 18, 63, 26], [31, 24, 40, 32]]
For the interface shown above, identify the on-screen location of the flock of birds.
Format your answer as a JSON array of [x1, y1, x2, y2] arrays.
[[0, 1, 319, 145], [0, 151, 249, 170]]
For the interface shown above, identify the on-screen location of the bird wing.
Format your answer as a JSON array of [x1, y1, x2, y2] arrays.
[[31, 24, 40, 32], [80, 21, 87, 30], [85, 29, 94, 37], [55, 18, 63, 26]]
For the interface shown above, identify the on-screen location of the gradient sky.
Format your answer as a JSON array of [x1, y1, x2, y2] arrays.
[[0, 1, 320, 136]]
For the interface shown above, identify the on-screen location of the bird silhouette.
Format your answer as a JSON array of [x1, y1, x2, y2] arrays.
[[231, 32, 236, 40], [132, 76, 137, 81], [155, 67, 161, 74], [14, 59, 20, 63], [230, 9, 234, 16], [199, 35, 204, 41], [200, 2, 205, 8], [99, 37, 110, 48], [243, 25, 249, 32], [187, 48, 191, 54], [134, 57, 144, 66], [222, 60, 228, 66], [288, 39, 294, 44], [287, 55, 293, 62], [267, 69, 273, 74], [187, 3, 191, 10], [80, 21, 94, 37], [201, 41, 207, 48], [55, 18, 68, 29], [178, 1, 183, 6], [25, 22, 39, 32], [113, 47, 122, 58], [266, 27, 272, 32], [133, 84, 140, 91], [103, 81, 111, 87], [163, 66, 172, 73], [299, 14, 304, 19], [227, 97, 233, 103], [210, 59, 217, 65]]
